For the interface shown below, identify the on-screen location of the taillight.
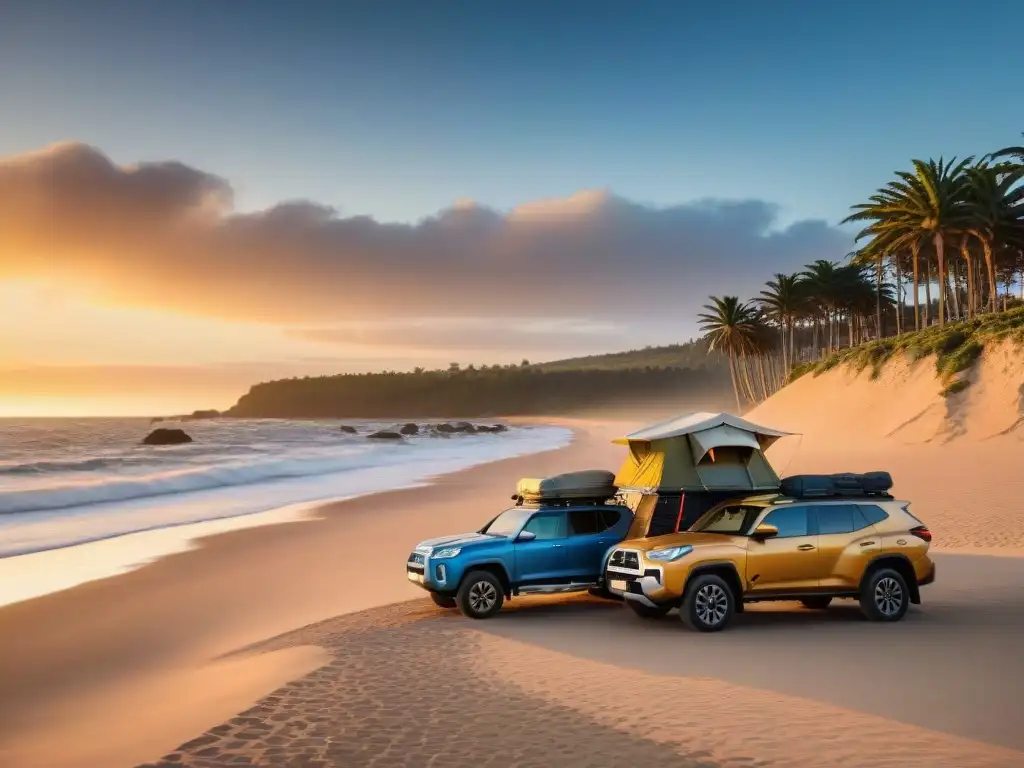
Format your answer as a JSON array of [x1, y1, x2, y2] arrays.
[[910, 525, 932, 543]]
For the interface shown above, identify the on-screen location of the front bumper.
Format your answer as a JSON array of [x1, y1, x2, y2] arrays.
[[406, 548, 459, 593], [605, 551, 670, 608]]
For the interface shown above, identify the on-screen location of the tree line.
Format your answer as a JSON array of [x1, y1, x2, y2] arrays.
[[699, 134, 1024, 411], [226, 363, 729, 419]]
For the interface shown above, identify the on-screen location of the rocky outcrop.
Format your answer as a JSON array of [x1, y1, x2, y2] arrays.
[[399, 423, 420, 436], [339, 425, 358, 434], [142, 428, 193, 445], [366, 431, 404, 440], [185, 409, 220, 420], [476, 424, 509, 433], [434, 421, 477, 434]]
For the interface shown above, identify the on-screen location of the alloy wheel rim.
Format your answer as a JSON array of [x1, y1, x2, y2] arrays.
[[874, 577, 904, 616], [469, 581, 497, 613], [695, 584, 729, 625]]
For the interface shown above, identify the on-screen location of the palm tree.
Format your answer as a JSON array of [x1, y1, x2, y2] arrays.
[[965, 162, 1024, 312], [845, 157, 973, 328], [757, 273, 806, 374], [697, 296, 761, 412], [801, 260, 845, 352], [992, 133, 1024, 168]]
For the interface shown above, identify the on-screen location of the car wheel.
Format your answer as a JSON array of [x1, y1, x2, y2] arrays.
[[456, 571, 504, 619], [626, 600, 673, 619], [681, 574, 735, 632], [859, 568, 910, 622], [800, 596, 833, 610], [430, 592, 457, 609]]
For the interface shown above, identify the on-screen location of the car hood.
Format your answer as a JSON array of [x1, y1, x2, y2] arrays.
[[624, 532, 747, 551], [416, 532, 499, 552]]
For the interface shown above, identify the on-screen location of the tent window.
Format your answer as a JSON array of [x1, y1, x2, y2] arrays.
[[697, 445, 753, 466]]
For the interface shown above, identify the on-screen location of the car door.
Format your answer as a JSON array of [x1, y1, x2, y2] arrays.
[[513, 511, 570, 584], [565, 508, 622, 581], [814, 503, 881, 590], [745, 505, 819, 592]]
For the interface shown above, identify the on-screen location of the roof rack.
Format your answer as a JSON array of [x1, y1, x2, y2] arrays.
[[510, 495, 622, 508], [780, 472, 893, 500]]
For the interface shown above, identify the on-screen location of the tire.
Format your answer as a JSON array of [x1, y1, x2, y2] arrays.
[[859, 568, 910, 622], [430, 592, 457, 609], [626, 600, 672, 619], [456, 571, 505, 619], [800, 596, 833, 610], [681, 574, 735, 632]]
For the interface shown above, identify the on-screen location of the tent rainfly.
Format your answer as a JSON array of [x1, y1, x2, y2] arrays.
[[613, 412, 793, 493]]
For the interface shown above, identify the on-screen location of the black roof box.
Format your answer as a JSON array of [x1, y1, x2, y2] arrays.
[[780, 472, 893, 500]]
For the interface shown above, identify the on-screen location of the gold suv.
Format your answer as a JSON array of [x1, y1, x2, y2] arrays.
[[604, 493, 935, 631]]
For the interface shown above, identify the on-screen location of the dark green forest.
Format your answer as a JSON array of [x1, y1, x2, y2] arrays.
[[227, 342, 729, 418]]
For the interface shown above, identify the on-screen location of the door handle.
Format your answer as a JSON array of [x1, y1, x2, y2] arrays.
[[551, 544, 563, 548], [797, 544, 816, 551], [860, 541, 876, 547]]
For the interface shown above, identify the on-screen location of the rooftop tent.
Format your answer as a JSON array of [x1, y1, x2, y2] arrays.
[[612, 412, 793, 493]]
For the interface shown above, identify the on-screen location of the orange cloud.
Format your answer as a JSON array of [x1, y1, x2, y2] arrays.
[[0, 142, 852, 327]]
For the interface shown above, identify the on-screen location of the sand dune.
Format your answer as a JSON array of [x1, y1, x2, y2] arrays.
[[751, 343, 1024, 551]]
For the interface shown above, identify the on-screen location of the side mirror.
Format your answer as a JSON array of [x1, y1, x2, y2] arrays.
[[752, 523, 779, 541], [516, 530, 536, 542]]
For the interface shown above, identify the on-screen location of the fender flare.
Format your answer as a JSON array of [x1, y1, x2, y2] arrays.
[[861, 553, 921, 604], [683, 561, 745, 600]]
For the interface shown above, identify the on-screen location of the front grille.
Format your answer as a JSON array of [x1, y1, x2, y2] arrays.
[[608, 550, 640, 570], [408, 552, 425, 566]]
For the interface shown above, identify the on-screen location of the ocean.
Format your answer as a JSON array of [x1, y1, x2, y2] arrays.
[[0, 418, 572, 559]]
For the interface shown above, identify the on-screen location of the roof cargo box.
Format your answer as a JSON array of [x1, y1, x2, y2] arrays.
[[780, 472, 893, 499], [515, 470, 617, 503]]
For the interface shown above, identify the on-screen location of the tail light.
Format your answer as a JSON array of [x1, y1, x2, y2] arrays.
[[909, 525, 932, 543]]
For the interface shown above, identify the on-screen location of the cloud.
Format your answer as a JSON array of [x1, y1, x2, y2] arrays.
[[0, 142, 853, 331], [288, 317, 632, 353]]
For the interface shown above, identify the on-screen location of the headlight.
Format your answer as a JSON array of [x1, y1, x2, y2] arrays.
[[646, 545, 693, 562], [432, 547, 462, 559]]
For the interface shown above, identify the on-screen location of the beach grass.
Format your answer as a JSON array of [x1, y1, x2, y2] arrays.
[[788, 306, 1024, 389]]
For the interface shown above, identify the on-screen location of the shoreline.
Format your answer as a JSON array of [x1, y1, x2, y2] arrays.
[[0, 420, 573, 604], [0, 417, 627, 768]]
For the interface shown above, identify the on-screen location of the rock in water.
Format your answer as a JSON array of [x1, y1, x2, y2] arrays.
[[366, 430, 403, 440], [476, 424, 509, 433], [339, 425, 358, 434], [142, 428, 193, 445], [399, 423, 420, 436]]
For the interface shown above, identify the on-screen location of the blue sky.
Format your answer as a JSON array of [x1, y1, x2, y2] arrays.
[[2, 0, 1021, 227]]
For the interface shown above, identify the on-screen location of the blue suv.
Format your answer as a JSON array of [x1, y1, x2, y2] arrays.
[[406, 502, 634, 618]]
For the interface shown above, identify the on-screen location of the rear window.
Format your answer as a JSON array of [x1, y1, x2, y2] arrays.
[[858, 504, 891, 526], [814, 505, 855, 535], [599, 508, 622, 529]]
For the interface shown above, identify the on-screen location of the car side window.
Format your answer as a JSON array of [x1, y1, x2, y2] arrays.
[[761, 506, 809, 538], [857, 504, 890, 526], [815, 505, 855, 535], [568, 509, 601, 536], [523, 512, 566, 540], [599, 508, 622, 530]]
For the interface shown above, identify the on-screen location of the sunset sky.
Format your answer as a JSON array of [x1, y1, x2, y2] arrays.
[[1, 0, 1022, 416]]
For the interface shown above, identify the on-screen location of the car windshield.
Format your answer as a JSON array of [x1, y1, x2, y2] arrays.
[[481, 508, 533, 536], [690, 504, 764, 534]]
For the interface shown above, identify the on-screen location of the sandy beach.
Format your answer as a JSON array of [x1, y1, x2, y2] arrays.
[[2, 368, 1024, 767]]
